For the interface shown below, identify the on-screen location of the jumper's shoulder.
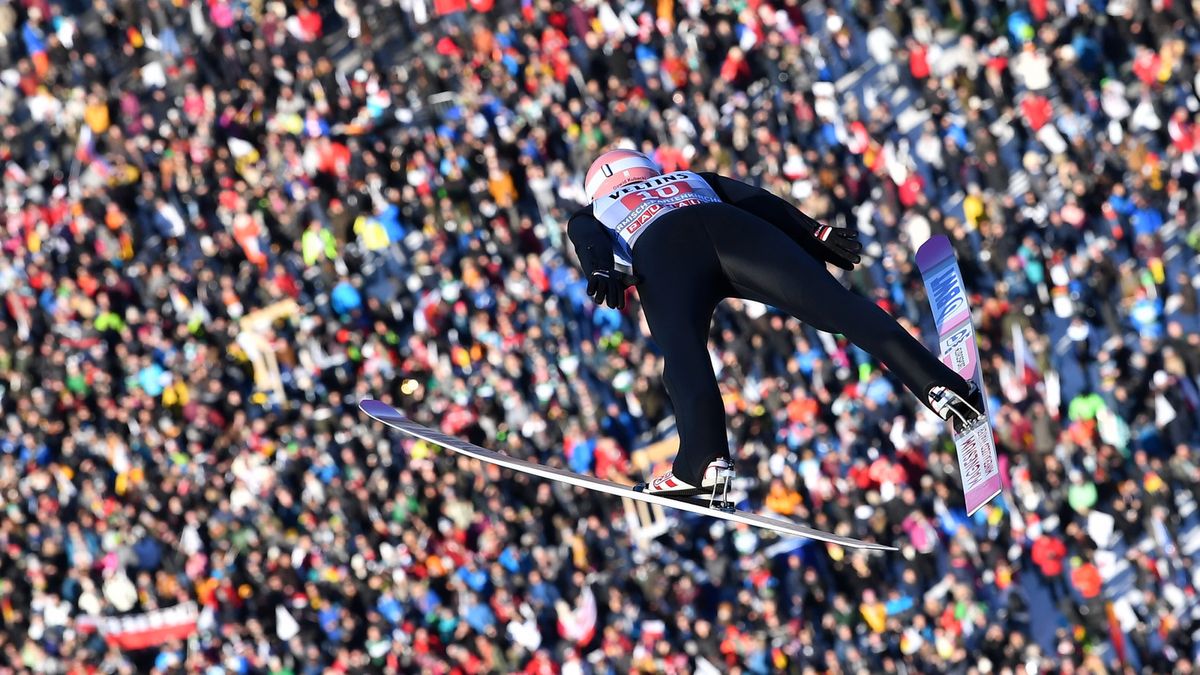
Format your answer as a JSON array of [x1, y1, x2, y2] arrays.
[[698, 172, 763, 204], [566, 205, 602, 236], [695, 171, 727, 196], [566, 206, 611, 256], [567, 203, 596, 223]]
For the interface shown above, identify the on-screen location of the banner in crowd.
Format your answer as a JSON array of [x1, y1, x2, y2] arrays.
[[76, 602, 200, 651]]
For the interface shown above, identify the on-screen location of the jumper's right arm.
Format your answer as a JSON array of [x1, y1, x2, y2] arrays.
[[567, 212, 628, 310]]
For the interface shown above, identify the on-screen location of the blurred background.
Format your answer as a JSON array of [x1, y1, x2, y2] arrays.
[[1, 0, 1200, 672]]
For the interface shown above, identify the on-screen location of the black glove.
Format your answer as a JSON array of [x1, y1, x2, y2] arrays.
[[569, 215, 630, 310], [806, 220, 862, 271], [586, 270, 626, 309]]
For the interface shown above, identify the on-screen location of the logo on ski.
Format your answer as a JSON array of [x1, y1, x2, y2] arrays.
[[939, 325, 976, 375], [926, 264, 969, 329], [956, 419, 995, 493]]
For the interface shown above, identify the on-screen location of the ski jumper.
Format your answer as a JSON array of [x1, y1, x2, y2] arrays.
[[568, 171, 974, 487]]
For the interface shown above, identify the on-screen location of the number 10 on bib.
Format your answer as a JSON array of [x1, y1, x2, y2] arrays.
[[916, 236, 1003, 515]]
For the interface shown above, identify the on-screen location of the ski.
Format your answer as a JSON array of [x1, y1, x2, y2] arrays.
[[916, 235, 1004, 515], [359, 399, 896, 552]]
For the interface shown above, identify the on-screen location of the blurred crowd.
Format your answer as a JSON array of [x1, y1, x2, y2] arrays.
[[2, 0, 1200, 672]]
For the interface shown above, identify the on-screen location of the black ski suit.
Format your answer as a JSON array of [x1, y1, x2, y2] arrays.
[[568, 171, 971, 486]]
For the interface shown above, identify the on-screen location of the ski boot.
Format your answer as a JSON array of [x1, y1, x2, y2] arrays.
[[927, 380, 986, 433], [634, 458, 736, 511]]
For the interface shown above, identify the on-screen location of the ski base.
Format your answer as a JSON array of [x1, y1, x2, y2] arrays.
[[359, 399, 896, 552]]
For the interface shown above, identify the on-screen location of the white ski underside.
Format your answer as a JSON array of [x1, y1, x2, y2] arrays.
[[359, 399, 895, 552]]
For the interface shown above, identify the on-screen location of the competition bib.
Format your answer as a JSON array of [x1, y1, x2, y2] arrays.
[[592, 171, 721, 248]]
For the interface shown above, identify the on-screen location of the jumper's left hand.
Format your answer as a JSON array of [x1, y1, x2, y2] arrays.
[[810, 223, 862, 271]]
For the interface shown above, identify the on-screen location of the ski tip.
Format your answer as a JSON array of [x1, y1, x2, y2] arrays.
[[964, 488, 1004, 518], [849, 541, 899, 552], [915, 234, 952, 269], [358, 398, 399, 419]]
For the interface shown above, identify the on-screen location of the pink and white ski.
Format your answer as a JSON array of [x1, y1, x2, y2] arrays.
[[916, 236, 1003, 515]]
